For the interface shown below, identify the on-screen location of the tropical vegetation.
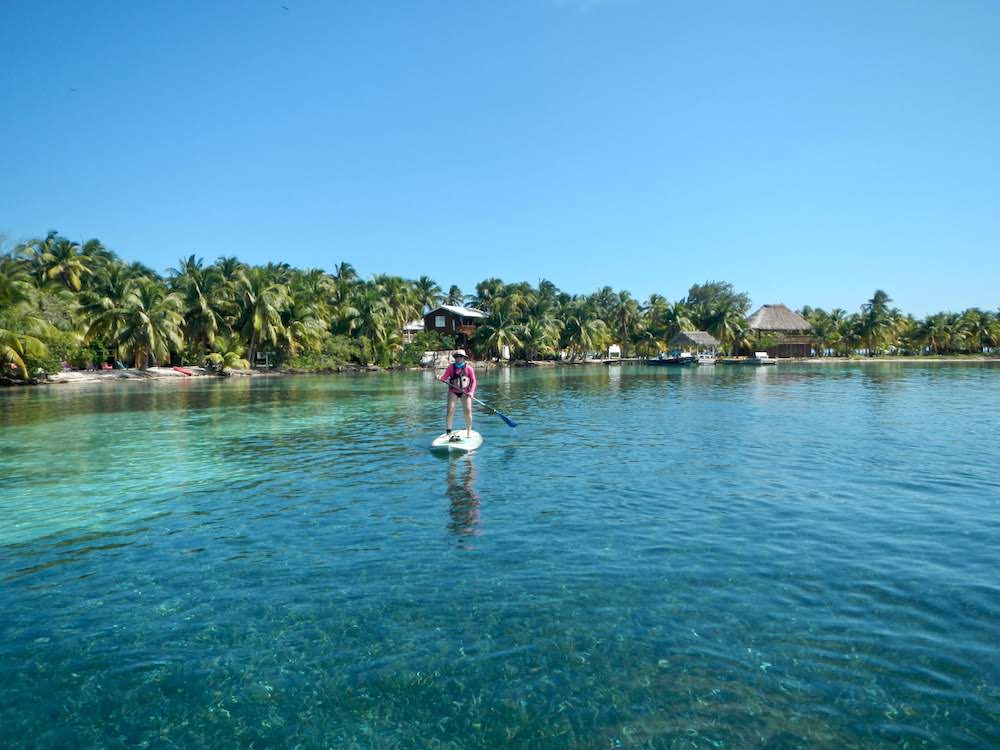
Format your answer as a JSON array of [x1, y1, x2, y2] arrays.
[[1, 231, 998, 381]]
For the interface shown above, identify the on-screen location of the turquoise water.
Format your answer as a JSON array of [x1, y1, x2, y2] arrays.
[[2, 364, 999, 748]]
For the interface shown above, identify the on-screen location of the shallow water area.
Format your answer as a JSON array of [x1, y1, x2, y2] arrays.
[[2, 364, 999, 748]]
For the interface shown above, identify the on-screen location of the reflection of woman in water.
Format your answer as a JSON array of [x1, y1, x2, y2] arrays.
[[447, 457, 480, 544]]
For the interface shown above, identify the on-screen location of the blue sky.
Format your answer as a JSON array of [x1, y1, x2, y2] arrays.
[[1, 0, 997, 316]]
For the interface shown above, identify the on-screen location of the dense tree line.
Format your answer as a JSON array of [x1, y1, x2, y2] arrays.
[[1, 231, 998, 380], [801, 290, 1000, 357]]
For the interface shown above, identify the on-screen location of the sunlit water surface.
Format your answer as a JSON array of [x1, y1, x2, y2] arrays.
[[2, 364, 999, 748]]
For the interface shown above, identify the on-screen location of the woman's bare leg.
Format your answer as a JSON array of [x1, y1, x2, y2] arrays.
[[462, 395, 473, 435], [446, 392, 457, 431]]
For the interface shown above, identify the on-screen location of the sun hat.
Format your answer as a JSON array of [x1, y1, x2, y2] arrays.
[[453, 349, 467, 357]]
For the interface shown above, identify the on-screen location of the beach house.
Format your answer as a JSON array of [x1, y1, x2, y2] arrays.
[[423, 305, 487, 355], [746, 304, 814, 358]]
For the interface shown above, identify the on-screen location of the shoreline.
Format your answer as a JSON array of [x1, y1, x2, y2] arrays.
[[4, 355, 998, 388]]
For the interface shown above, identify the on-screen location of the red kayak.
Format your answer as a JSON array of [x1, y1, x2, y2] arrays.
[[172, 366, 193, 376]]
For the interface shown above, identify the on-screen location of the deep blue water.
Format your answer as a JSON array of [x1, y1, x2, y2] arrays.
[[1, 364, 999, 748]]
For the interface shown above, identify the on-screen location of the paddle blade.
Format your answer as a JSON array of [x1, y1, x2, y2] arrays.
[[471, 395, 517, 428]]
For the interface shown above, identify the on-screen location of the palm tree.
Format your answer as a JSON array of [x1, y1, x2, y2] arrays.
[[561, 302, 609, 360], [986, 310, 1000, 352], [827, 309, 851, 355], [414, 275, 442, 313], [475, 299, 522, 360], [290, 268, 337, 323], [0, 261, 52, 378], [858, 289, 897, 356], [352, 284, 393, 363], [372, 274, 421, 331], [913, 313, 951, 354], [233, 266, 289, 365], [640, 294, 668, 345], [471, 278, 505, 311], [705, 303, 747, 355], [79, 238, 117, 267], [80, 261, 134, 363], [629, 323, 661, 358], [660, 301, 695, 344], [372, 328, 404, 368], [518, 318, 559, 361], [445, 285, 465, 306], [0, 315, 51, 378], [203, 332, 251, 372], [958, 308, 1000, 354], [805, 308, 853, 356], [0, 255, 33, 310], [168, 255, 229, 355], [589, 286, 617, 322], [537, 279, 559, 303], [280, 274, 330, 358], [524, 290, 562, 328], [333, 262, 359, 284], [611, 291, 640, 357], [21, 231, 94, 292], [213, 255, 245, 282], [329, 293, 361, 337], [116, 279, 185, 369]]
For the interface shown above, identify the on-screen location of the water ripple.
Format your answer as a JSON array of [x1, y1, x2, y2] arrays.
[[2, 364, 999, 748]]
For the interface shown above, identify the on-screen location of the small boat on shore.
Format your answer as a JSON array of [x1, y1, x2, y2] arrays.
[[720, 352, 777, 365], [650, 332, 720, 367], [750, 351, 777, 365], [648, 352, 696, 366]]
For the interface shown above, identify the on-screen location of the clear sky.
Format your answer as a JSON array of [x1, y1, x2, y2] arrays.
[[1, 0, 997, 316]]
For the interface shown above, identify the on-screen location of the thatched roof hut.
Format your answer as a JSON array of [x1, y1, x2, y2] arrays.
[[745, 304, 814, 358], [747, 304, 812, 332], [669, 331, 719, 349]]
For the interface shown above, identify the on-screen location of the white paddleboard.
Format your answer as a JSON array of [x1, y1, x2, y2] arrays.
[[430, 430, 483, 453]]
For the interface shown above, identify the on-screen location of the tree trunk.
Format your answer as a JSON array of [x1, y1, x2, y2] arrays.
[[248, 330, 259, 367]]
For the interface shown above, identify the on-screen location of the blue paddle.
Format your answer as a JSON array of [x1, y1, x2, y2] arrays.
[[470, 394, 518, 429], [440, 380, 518, 428]]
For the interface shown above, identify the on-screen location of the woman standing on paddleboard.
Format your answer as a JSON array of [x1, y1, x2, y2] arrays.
[[440, 349, 476, 438]]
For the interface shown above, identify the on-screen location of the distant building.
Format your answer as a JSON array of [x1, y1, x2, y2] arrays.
[[746, 304, 814, 358], [669, 331, 719, 354], [668, 331, 719, 364], [402, 320, 424, 344], [423, 305, 487, 355]]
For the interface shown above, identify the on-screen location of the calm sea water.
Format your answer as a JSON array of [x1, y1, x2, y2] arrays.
[[1, 364, 998, 749]]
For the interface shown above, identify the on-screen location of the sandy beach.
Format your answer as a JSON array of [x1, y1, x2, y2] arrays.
[[40, 366, 251, 385]]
